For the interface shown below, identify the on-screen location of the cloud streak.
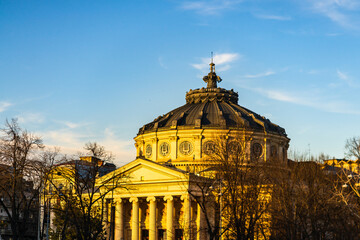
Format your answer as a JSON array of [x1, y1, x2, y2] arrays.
[[248, 87, 360, 115], [254, 14, 291, 21], [39, 123, 135, 166], [243, 71, 276, 78], [0, 101, 12, 112], [180, 0, 242, 15], [336, 69, 358, 87], [158, 56, 167, 69], [192, 53, 240, 71], [337, 69, 348, 80], [17, 113, 44, 124], [308, 0, 360, 29]]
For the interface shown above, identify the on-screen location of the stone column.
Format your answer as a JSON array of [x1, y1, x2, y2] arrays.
[[49, 199, 55, 230], [147, 197, 157, 240], [196, 202, 205, 240], [103, 199, 110, 239], [130, 197, 139, 240], [164, 196, 174, 240], [114, 199, 124, 240], [181, 194, 191, 239]]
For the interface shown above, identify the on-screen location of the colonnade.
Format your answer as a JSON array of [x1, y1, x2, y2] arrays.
[[103, 194, 206, 240]]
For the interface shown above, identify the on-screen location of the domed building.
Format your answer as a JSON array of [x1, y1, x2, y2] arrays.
[[134, 61, 289, 172], [99, 62, 290, 240]]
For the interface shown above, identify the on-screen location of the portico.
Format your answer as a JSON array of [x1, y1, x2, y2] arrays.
[[99, 158, 207, 240]]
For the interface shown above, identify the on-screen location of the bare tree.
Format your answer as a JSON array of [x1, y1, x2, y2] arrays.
[[47, 142, 124, 240], [187, 173, 222, 240], [191, 134, 274, 240], [271, 159, 360, 240], [345, 136, 360, 160], [83, 142, 114, 162], [0, 119, 54, 240]]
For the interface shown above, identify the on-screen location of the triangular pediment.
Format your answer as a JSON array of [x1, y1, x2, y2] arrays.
[[98, 158, 188, 184]]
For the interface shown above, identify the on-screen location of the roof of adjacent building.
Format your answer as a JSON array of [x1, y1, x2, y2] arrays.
[[137, 62, 287, 137]]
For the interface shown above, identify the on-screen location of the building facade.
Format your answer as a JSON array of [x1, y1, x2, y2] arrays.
[[97, 61, 290, 240], [44, 61, 290, 240]]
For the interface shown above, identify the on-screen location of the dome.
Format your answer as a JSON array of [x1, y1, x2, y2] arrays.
[[134, 60, 290, 169], [138, 67, 286, 137]]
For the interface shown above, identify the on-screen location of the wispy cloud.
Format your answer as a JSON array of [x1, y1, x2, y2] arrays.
[[54, 120, 91, 129], [307, 69, 320, 74], [248, 87, 360, 115], [192, 53, 240, 71], [17, 113, 44, 124], [254, 14, 292, 21], [100, 128, 135, 165], [158, 56, 167, 69], [337, 69, 348, 80], [180, 0, 241, 15], [336, 69, 358, 87], [308, 0, 360, 29], [39, 124, 135, 166], [261, 89, 300, 103], [243, 70, 275, 78], [0, 101, 12, 112]]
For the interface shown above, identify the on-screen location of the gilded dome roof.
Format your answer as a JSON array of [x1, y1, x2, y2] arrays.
[[138, 62, 287, 137]]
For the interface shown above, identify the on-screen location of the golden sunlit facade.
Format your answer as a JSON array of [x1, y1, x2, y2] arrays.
[[101, 61, 289, 240], [324, 158, 360, 174], [45, 61, 290, 240]]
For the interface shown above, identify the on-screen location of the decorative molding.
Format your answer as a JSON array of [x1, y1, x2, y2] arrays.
[[146, 196, 156, 202], [185, 88, 238, 104], [180, 194, 190, 201], [145, 144, 152, 158], [129, 197, 138, 203], [164, 195, 174, 201], [193, 135, 201, 140], [179, 141, 193, 156], [169, 136, 178, 141], [159, 142, 171, 157]]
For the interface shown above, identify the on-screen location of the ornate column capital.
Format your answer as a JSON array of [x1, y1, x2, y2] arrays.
[[146, 196, 156, 202], [164, 195, 173, 201], [129, 197, 138, 203], [181, 194, 190, 201], [114, 198, 122, 204]]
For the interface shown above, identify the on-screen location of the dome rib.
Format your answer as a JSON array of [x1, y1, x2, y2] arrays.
[[137, 66, 287, 137], [137, 95, 287, 136]]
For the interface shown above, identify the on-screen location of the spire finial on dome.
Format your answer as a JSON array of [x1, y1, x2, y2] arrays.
[[203, 52, 222, 88], [210, 51, 215, 73]]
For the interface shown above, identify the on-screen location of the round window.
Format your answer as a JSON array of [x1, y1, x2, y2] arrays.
[[252, 143, 263, 158], [270, 145, 277, 158], [159, 142, 170, 157], [228, 141, 242, 154], [145, 144, 152, 158], [203, 141, 216, 155], [179, 141, 193, 155]]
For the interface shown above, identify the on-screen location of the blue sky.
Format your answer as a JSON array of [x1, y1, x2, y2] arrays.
[[1, 0, 360, 165]]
